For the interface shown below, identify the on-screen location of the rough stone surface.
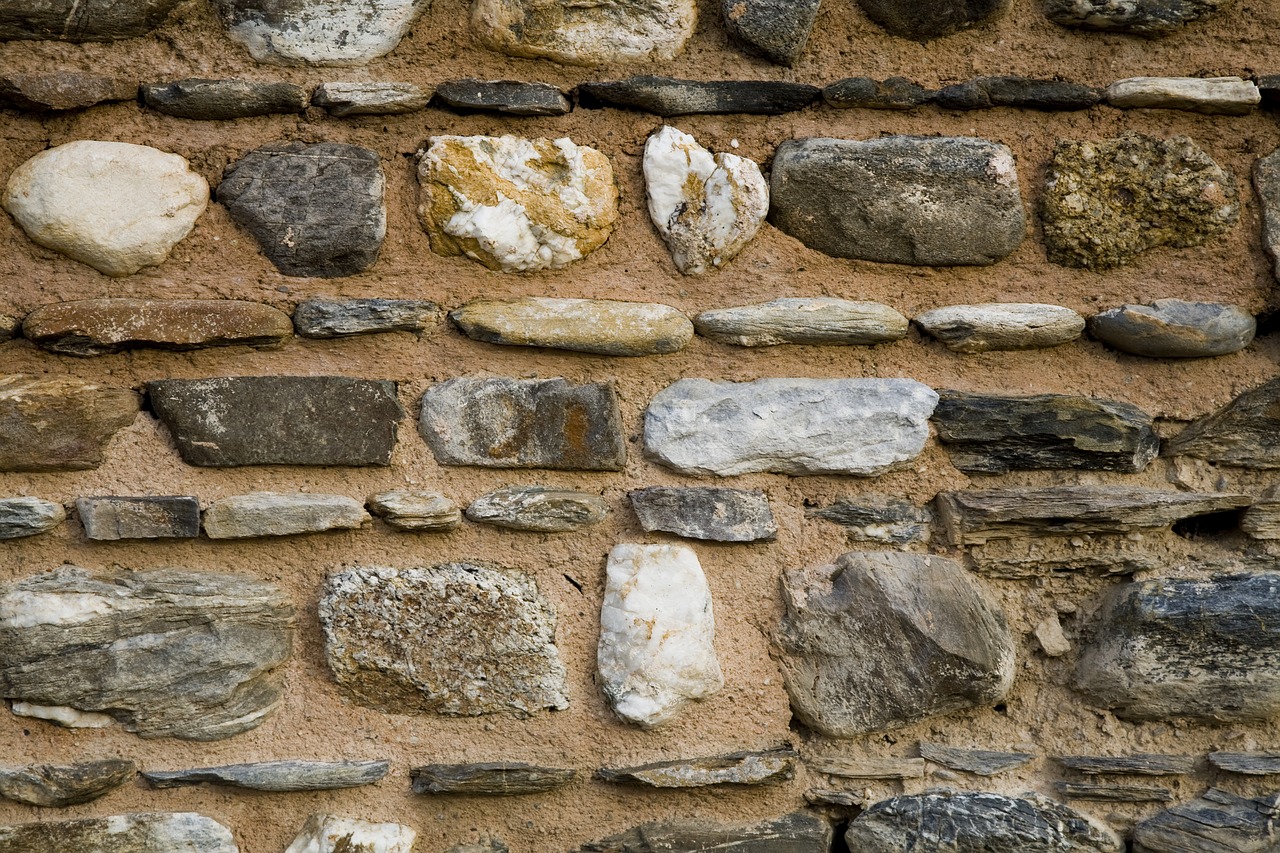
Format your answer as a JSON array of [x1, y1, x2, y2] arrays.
[[216, 0, 429, 65], [143, 760, 389, 791], [778, 551, 1014, 736], [1088, 299, 1255, 357], [417, 135, 618, 272], [1256, 145, 1280, 281], [1132, 788, 1280, 853], [916, 304, 1085, 353], [580, 77, 819, 115], [1208, 752, 1280, 774], [856, 0, 1009, 39], [0, 813, 238, 852], [1045, 0, 1230, 35], [770, 136, 1025, 266], [0, 315, 19, 344], [1060, 755, 1195, 775], [320, 564, 569, 716], [628, 486, 776, 542], [722, 0, 819, 64], [1106, 76, 1259, 114], [806, 496, 930, 544], [471, 0, 696, 65], [148, 376, 402, 467], [1057, 783, 1172, 802], [451, 297, 693, 355], [77, 496, 200, 540], [645, 378, 937, 476], [367, 490, 462, 532], [0, 72, 135, 110], [0, 0, 184, 40], [1165, 378, 1280, 467], [420, 377, 625, 471], [597, 747, 796, 787], [294, 298, 438, 338], [218, 141, 385, 278], [0, 759, 135, 807], [284, 815, 416, 853], [934, 76, 1101, 110], [932, 390, 1160, 474], [1035, 615, 1072, 657], [411, 763, 576, 795], [694, 298, 907, 346], [435, 79, 571, 115], [1042, 134, 1239, 269], [3, 140, 209, 277], [1242, 492, 1280, 539], [0, 497, 65, 540], [598, 544, 722, 729], [313, 81, 431, 116], [466, 486, 608, 532], [578, 812, 830, 853], [141, 78, 309, 119], [23, 298, 292, 356], [823, 76, 930, 109], [0, 566, 294, 740], [918, 743, 1034, 776], [0, 374, 138, 472], [203, 493, 370, 539]]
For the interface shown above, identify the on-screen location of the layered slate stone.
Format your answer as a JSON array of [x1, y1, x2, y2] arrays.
[[285, 815, 416, 853], [599, 544, 722, 729], [722, 0, 819, 64], [597, 747, 796, 787], [856, 0, 1009, 39], [1045, 0, 1229, 35], [1060, 755, 1195, 775], [1256, 146, 1280, 281], [1209, 752, 1280, 774], [0, 0, 184, 40], [915, 303, 1084, 353], [823, 77, 930, 109], [932, 391, 1159, 474], [1244, 490, 1280, 539], [809, 756, 924, 780], [0, 566, 294, 740], [3, 141, 209, 277], [934, 77, 1101, 110], [1088, 300, 1255, 357], [367, 490, 462, 531], [312, 82, 431, 116], [577, 812, 830, 853], [420, 377, 625, 471], [579, 77, 819, 115], [0, 759, 135, 807], [215, 0, 429, 65], [450, 298, 693, 355], [142, 78, 308, 119], [294, 298, 438, 338], [0, 498, 65, 540], [466, 486, 608, 532], [218, 142, 385, 278], [1164, 379, 1280, 467], [471, 0, 696, 65], [147, 376, 402, 467], [694, 298, 907, 346], [778, 552, 1014, 736], [410, 763, 576, 795], [645, 378, 937, 477], [770, 136, 1025, 266], [628, 487, 776, 542], [203, 493, 370, 539], [0, 375, 139, 472], [1060, 784, 1172, 802], [143, 760, 389, 791], [1106, 76, 1259, 115], [1132, 788, 1280, 853], [77, 496, 200, 540], [918, 743, 1034, 776], [1042, 134, 1238, 269], [806, 496, 929, 544], [0, 73, 135, 111], [0, 813, 238, 853], [434, 79, 571, 115], [23, 298, 292, 356], [320, 564, 569, 716]]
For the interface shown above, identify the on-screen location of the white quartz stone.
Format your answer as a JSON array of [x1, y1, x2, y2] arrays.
[[11, 702, 116, 728], [221, 0, 428, 66], [598, 543, 723, 729], [1106, 76, 1260, 115], [285, 815, 416, 853]]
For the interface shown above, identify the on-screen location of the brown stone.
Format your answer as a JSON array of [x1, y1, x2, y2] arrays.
[[0, 72, 135, 111], [0, 375, 138, 472]]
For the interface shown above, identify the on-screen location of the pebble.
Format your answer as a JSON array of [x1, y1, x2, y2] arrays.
[[141, 78, 309, 119], [914, 303, 1085, 353], [1106, 76, 1259, 115], [695, 298, 907, 346], [465, 486, 608, 532], [579, 77, 820, 115], [1034, 615, 1072, 657], [450, 297, 693, 355], [293, 298, 438, 338], [366, 490, 462, 532], [203, 493, 370, 539], [312, 82, 432, 116], [471, 0, 695, 64], [434, 79, 571, 115], [0, 497, 66, 540], [1088, 299, 1255, 357], [217, 0, 429, 65]]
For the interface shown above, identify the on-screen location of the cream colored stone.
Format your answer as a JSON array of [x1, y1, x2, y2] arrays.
[[1106, 76, 1260, 115], [1035, 615, 1072, 657], [450, 297, 693, 355], [285, 814, 416, 853], [472, 0, 696, 65]]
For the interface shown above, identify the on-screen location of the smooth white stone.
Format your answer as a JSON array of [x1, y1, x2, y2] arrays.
[[222, 0, 428, 66], [284, 815, 416, 853], [914, 303, 1085, 353], [11, 702, 116, 728], [1106, 76, 1260, 115]]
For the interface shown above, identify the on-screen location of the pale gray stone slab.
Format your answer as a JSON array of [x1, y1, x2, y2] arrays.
[[1058, 783, 1172, 802], [0, 759, 135, 807], [629, 487, 775, 542], [694, 298, 907, 346], [1208, 751, 1280, 774], [450, 298, 692, 356], [915, 303, 1084, 353], [1059, 755, 1196, 775], [918, 743, 1034, 776], [1106, 77, 1258, 115], [143, 760, 389, 791], [367, 490, 461, 532], [466, 486, 608, 532], [203, 493, 369, 539], [0, 497, 65, 539], [313, 82, 431, 116], [809, 756, 924, 779], [1089, 299, 1255, 357], [598, 747, 795, 787], [0, 813, 238, 852]]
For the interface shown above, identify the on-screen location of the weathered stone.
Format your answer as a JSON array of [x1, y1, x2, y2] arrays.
[[320, 564, 569, 716], [420, 377, 625, 471], [1165, 379, 1280, 467], [644, 126, 768, 275], [1076, 572, 1280, 722], [294, 298, 437, 338], [0, 0, 184, 40], [435, 79, 571, 115], [23, 298, 292, 356], [284, 815, 415, 853], [933, 391, 1160, 474], [0, 498, 65, 539], [722, 0, 819, 64], [1046, 0, 1230, 35], [809, 756, 925, 780], [695, 298, 907, 346], [915, 303, 1085, 353], [1060, 755, 1195, 775], [313, 81, 430, 116], [0, 72, 135, 111], [823, 76, 930, 109], [216, 0, 429, 65], [580, 77, 819, 115], [645, 378, 937, 477], [0, 813, 237, 852], [1208, 752, 1280, 774], [1058, 783, 1172, 802], [578, 812, 831, 853], [935, 76, 1101, 110], [0, 315, 19, 343], [1241, 498, 1280, 538], [806, 789, 864, 807], [148, 376, 402, 467], [597, 747, 795, 788], [0, 759, 135, 807], [858, 0, 1008, 38], [807, 496, 930, 544], [1106, 76, 1258, 114], [203, 493, 369, 539], [142, 79, 308, 119], [1035, 615, 1072, 657], [367, 490, 462, 532], [918, 743, 1034, 776], [771, 136, 1024, 266], [599, 544, 722, 729], [4, 140, 208, 277], [1089, 299, 1255, 357], [1133, 788, 1280, 853], [471, 0, 696, 65], [0, 566, 293, 740], [628, 487, 776, 542], [0, 375, 138, 472], [143, 760, 388, 791], [410, 763, 576, 795], [1042, 134, 1238, 269], [219, 141, 385, 278], [77, 496, 199, 540], [466, 486, 608, 532], [450, 298, 692, 355], [779, 552, 1014, 736], [1255, 146, 1280, 281], [417, 135, 617, 273]]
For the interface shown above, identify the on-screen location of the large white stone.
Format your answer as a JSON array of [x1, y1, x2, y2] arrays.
[[597, 543, 723, 729], [644, 126, 768, 275], [285, 815, 416, 853], [4, 141, 208, 277], [472, 0, 696, 65], [218, 0, 429, 66]]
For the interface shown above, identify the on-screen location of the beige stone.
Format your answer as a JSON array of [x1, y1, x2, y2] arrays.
[[1106, 76, 1260, 115], [451, 297, 693, 355], [0, 374, 139, 472], [471, 0, 696, 65]]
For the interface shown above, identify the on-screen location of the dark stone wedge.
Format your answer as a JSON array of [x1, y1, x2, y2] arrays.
[[76, 496, 200, 540], [1208, 752, 1280, 774], [1165, 379, 1280, 468], [1133, 788, 1280, 853], [410, 763, 576, 795], [577, 812, 831, 853], [0, 759, 136, 807], [143, 759, 389, 791], [597, 747, 795, 788], [141, 79, 308, 119], [434, 79, 570, 115], [823, 76, 930, 109], [1261, 75, 1280, 109], [1058, 783, 1173, 802], [628, 487, 776, 542], [934, 77, 1101, 110], [1059, 755, 1196, 775], [857, 0, 1009, 39], [293, 298, 438, 338], [806, 496, 929, 544], [722, 0, 821, 65], [578, 77, 820, 115], [918, 743, 1034, 776]]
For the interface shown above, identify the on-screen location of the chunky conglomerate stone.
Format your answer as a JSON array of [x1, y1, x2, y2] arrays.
[[0, 374, 139, 472], [77, 496, 200, 540], [0, 759, 135, 807], [0, 813, 238, 853], [450, 297, 692, 355], [1088, 299, 1255, 357], [628, 487, 776, 542], [471, 0, 696, 65], [1164, 378, 1280, 467], [141, 78, 309, 119], [1045, 0, 1230, 35], [579, 77, 820, 115], [722, 0, 820, 64], [0, 72, 136, 111], [0, 498, 65, 540], [215, 0, 429, 65], [856, 0, 1009, 39], [142, 760, 389, 792], [0, 0, 184, 40]]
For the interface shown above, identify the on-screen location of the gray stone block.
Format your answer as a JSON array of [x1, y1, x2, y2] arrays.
[[77, 496, 200, 540], [629, 487, 776, 542]]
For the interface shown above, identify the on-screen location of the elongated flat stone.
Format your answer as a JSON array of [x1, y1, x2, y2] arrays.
[[451, 298, 692, 356], [0, 0, 184, 40], [915, 304, 1085, 353], [0, 72, 136, 111], [810, 756, 924, 780], [695, 298, 907, 346], [472, 0, 696, 65], [628, 487, 775, 542], [367, 490, 462, 531], [1059, 783, 1172, 802], [1208, 752, 1280, 774], [579, 77, 819, 115], [0, 759, 135, 807], [216, 0, 429, 65], [1046, 0, 1228, 35], [598, 748, 796, 787], [23, 298, 292, 356], [1089, 300, 1255, 357], [285, 815, 415, 853], [410, 763, 576, 795], [645, 378, 937, 477], [294, 298, 437, 338], [0, 498, 65, 540], [918, 743, 1034, 776], [0, 813, 238, 852], [0, 375, 138, 472], [312, 82, 431, 116], [857, 0, 1008, 39], [935, 77, 1100, 110], [204, 493, 369, 539], [577, 812, 831, 853], [143, 760, 389, 791], [435, 79, 570, 115], [77, 496, 199, 540], [1256, 145, 1280, 281], [1133, 788, 1280, 853], [823, 76, 930, 109], [1060, 755, 1195, 775], [722, 0, 819, 64], [1106, 77, 1259, 115], [142, 79, 309, 119], [1165, 379, 1280, 467], [466, 486, 608, 532], [807, 496, 929, 544], [806, 789, 863, 807], [148, 376, 402, 467]]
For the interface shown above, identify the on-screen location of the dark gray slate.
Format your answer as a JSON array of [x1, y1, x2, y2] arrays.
[[1165, 379, 1280, 467], [933, 391, 1159, 474], [1253, 146, 1280, 281], [0, 0, 183, 40], [147, 376, 402, 467], [0, 497, 64, 540], [1208, 752, 1280, 774], [769, 136, 1025, 266], [857, 0, 1009, 39], [578, 77, 820, 115], [628, 487, 776, 542], [0, 759, 135, 807], [465, 486, 609, 532], [293, 298, 438, 338], [434, 79, 570, 115], [0, 813, 237, 853], [218, 141, 385, 278], [1089, 300, 1255, 357], [1133, 788, 1280, 853], [823, 76, 930, 109], [0, 72, 135, 110], [1045, 0, 1228, 35], [806, 496, 929, 544], [918, 743, 1034, 776], [419, 377, 625, 471], [1059, 754, 1195, 775], [722, 0, 820, 65], [1058, 783, 1172, 802], [597, 747, 796, 788], [578, 812, 831, 853], [934, 77, 1101, 110], [141, 79, 308, 119], [143, 759, 389, 791], [410, 763, 576, 795], [76, 496, 200, 540]]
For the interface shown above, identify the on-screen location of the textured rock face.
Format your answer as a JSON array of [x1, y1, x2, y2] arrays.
[[598, 748, 796, 788], [0, 813, 238, 852], [466, 486, 608, 532], [598, 544, 723, 729], [3, 141, 208, 277], [0, 0, 184, 40], [219, 142, 386, 278], [294, 298, 438, 338], [1164, 379, 1280, 467], [1253, 147, 1280, 282], [1106, 76, 1259, 115], [1132, 788, 1280, 853], [471, 0, 696, 64], [0, 566, 294, 740], [143, 760, 389, 791], [451, 297, 693, 355], [435, 79, 571, 115], [320, 565, 569, 716], [1042, 134, 1238, 269], [628, 487, 776, 542], [694, 298, 907, 346], [1076, 572, 1280, 722], [824, 76, 930, 109], [284, 815, 416, 853], [722, 0, 820, 64], [0, 497, 65, 540], [418, 135, 618, 272], [915, 303, 1085, 353], [778, 552, 1014, 736], [644, 126, 768, 275], [1045, 0, 1229, 35], [770, 136, 1025, 266], [411, 763, 576, 795], [0, 72, 136, 110], [141, 79, 309, 119], [645, 378, 938, 476], [1060, 755, 1193, 775], [935, 77, 1101, 110], [203, 493, 370, 539], [77, 496, 200, 540], [367, 490, 462, 531], [857, 0, 1009, 39], [580, 78, 819, 115], [312, 82, 431, 116], [806, 496, 930, 544], [578, 812, 831, 853], [0, 759, 135, 806], [1088, 299, 1255, 357], [0, 375, 139, 472], [216, 0, 428, 65], [917, 744, 1033, 776]]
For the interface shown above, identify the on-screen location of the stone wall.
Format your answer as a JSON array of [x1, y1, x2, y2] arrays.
[[1, 0, 1280, 851]]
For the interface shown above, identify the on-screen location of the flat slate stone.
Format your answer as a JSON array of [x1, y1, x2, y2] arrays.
[[809, 756, 925, 779], [1208, 752, 1280, 774], [143, 760, 389, 791], [0, 0, 184, 40], [0, 72, 135, 110], [722, 0, 820, 64], [367, 490, 462, 532], [1059, 755, 1196, 775], [0, 374, 138, 472], [770, 136, 1025, 266], [293, 298, 438, 338], [465, 486, 608, 532], [0, 497, 65, 540], [312, 82, 431, 116], [434, 79, 570, 115], [628, 487, 776, 542], [1165, 378, 1280, 467], [215, 0, 428, 65], [23, 298, 292, 356], [1046, 0, 1230, 36], [933, 390, 1159, 474], [578, 77, 820, 115], [823, 76, 930, 109], [597, 747, 795, 788], [77, 496, 200, 540], [1089, 299, 1255, 357], [1107, 76, 1259, 115], [577, 812, 831, 853], [203, 493, 369, 539], [0, 759, 135, 807], [1243, 493, 1280, 539], [148, 376, 402, 467], [935, 77, 1101, 110], [856, 0, 1008, 39], [1058, 783, 1172, 802], [1256, 145, 1280, 281], [410, 763, 576, 795], [0, 813, 237, 853], [451, 297, 693, 356], [806, 789, 864, 807], [142, 79, 309, 119], [918, 743, 1034, 776], [694, 298, 907, 346], [420, 377, 625, 471], [807, 496, 930, 544], [915, 303, 1085, 352], [1133, 788, 1280, 853]]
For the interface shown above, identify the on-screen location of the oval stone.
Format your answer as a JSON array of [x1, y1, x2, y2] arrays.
[[695, 298, 907, 346], [1088, 299, 1255, 358], [915, 303, 1084, 353], [450, 297, 692, 355]]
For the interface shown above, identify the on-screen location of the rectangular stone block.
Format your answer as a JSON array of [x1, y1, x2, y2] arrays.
[[77, 496, 200, 540]]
